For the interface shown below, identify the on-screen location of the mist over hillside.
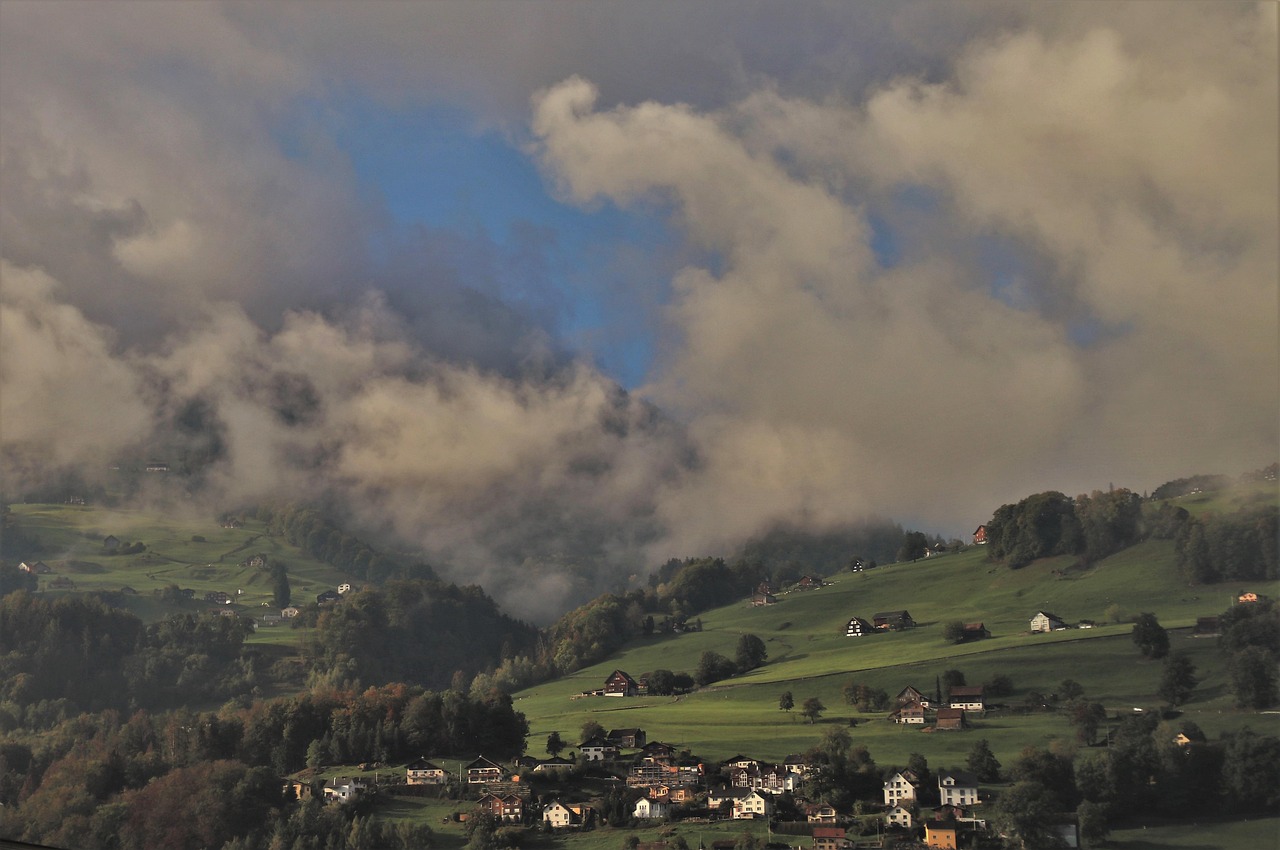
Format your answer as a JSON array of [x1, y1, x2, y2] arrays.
[[3, 2, 1275, 621]]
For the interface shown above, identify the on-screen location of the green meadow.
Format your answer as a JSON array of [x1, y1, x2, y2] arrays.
[[7, 503, 350, 626], [515, 544, 1279, 768]]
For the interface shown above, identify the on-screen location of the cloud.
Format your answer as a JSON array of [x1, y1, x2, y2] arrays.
[[1, 3, 1274, 618]]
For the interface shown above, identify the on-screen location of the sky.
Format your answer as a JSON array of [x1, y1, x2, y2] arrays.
[[1, 1, 1276, 620]]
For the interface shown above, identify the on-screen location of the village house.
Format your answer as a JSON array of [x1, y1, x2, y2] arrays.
[[895, 686, 932, 708], [405, 757, 446, 784], [937, 770, 981, 807], [316, 589, 341, 604], [478, 792, 524, 822], [948, 685, 985, 711], [640, 741, 677, 763], [812, 826, 847, 850], [796, 575, 823, 590], [283, 779, 314, 800], [205, 591, 231, 605], [543, 801, 591, 828], [784, 754, 812, 776], [534, 756, 576, 773], [604, 669, 639, 697], [972, 525, 988, 544], [579, 735, 618, 762], [873, 610, 916, 630], [732, 790, 771, 819], [844, 616, 874, 637], [607, 727, 646, 748], [466, 755, 507, 784], [890, 701, 927, 725], [281, 606, 301, 618], [961, 622, 990, 641], [322, 777, 367, 804], [633, 797, 670, 819], [924, 819, 959, 849], [1030, 611, 1067, 632], [885, 804, 915, 829], [18, 561, 51, 574], [338, 583, 352, 595], [804, 802, 838, 823], [752, 589, 778, 606], [883, 771, 918, 806]]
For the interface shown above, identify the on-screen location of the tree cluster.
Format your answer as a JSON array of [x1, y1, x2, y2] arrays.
[[985, 488, 1143, 568]]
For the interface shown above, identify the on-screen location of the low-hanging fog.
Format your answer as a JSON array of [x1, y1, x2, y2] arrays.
[[2, 2, 1275, 621]]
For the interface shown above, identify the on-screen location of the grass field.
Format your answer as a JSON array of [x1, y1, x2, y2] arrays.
[[1105, 815, 1280, 849], [513, 544, 1280, 769], [6, 503, 352, 627]]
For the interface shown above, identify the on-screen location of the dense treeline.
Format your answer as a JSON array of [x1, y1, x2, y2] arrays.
[[986, 489, 1144, 568], [249, 503, 436, 585], [311, 580, 540, 691], [1173, 505, 1278, 584], [733, 519, 906, 577], [0, 683, 518, 850]]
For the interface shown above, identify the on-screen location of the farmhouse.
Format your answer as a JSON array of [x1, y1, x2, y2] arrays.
[[316, 590, 341, 604], [962, 622, 990, 641], [607, 727, 646, 748], [972, 525, 988, 544], [18, 561, 51, 574], [890, 702, 927, 725], [845, 617, 873, 637], [103, 534, 121, 551], [895, 686, 932, 708], [1030, 611, 1067, 633], [872, 610, 916, 630], [604, 669, 639, 697], [752, 590, 778, 606], [935, 708, 966, 730], [948, 685, 985, 711]]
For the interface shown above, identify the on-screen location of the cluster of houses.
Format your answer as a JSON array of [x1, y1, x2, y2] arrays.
[[844, 610, 917, 637], [887, 684, 985, 731], [751, 576, 829, 607], [310, 727, 1032, 848]]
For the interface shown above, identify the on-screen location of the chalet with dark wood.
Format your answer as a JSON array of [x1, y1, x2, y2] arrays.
[[804, 802, 838, 823], [103, 535, 122, 552], [935, 708, 966, 730], [895, 686, 932, 708], [948, 685, 985, 711], [316, 589, 341, 604], [873, 610, 916, 630], [466, 755, 507, 783], [845, 616, 873, 637], [961, 622, 990, 641], [972, 525, 988, 545], [405, 757, 446, 784], [639, 741, 677, 763], [1194, 616, 1221, 636], [891, 701, 927, 725], [607, 727, 646, 748], [796, 575, 823, 590], [604, 669, 639, 697], [18, 561, 51, 574]]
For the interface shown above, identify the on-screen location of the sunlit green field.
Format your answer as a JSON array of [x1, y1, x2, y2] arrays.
[[1105, 815, 1280, 849], [515, 544, 1280, 768], [7, 503, 351, 625]]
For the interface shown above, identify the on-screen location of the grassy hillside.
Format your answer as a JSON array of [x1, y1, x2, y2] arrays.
[[4, 503, 351, 632], [515, 544, 1280, 768]]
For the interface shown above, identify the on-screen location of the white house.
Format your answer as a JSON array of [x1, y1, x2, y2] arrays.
[[633, 797, 671, 819], [732, 790, 771, 819], [883, 772, 917, 807], [405, 757, 446, 784], [938, 770, 981, 807], [885, 805, 914, 829], [1030, 611, 1067, 633], [322, 777, 367, 803]]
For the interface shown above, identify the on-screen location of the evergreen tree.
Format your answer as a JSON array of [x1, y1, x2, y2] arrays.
[[1157, 653, 1198, 706], [965, 739, 1001, 782], [779, 691, 794, 712]]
